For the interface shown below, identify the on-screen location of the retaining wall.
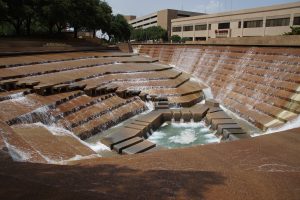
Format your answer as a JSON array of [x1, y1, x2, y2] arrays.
[[133, 44, 300, 130]]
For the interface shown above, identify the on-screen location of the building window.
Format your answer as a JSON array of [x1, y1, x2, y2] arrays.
[[195, 37, 207, 41], [195, 24, 207, 31], [208, 24, 211, 30], [183, 25, 194, 31], [218, 22, 230, 29], [172, 26, 182, 32], [238, 21, 241, 28], [266, 17, 290, 27], [243, 20, 263, 28], [294, 16, 300, 25], [177, 14, 190, 18]]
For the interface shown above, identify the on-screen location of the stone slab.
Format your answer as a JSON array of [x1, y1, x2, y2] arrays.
[[190, 105, 209, 122], [122, 140, 156, 155], [206, 111, 231, 124], [217, 124, 242, 135], [101, 128, 141, 149], [113, 137, 143, 153], [207, 107, 223, 114], [124, 124, 148, 135], [223, 129, 247, 135], [172, 110, 182, 122], [181, 109, 193, 122], [205, 99, 219, 107], [135, 111, 163, 130], [211, 119, 237, 130], [131, 121, 150, 127], [161, 110, 173, 121]]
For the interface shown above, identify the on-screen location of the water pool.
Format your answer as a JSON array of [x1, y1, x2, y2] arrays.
[[148, 122, 220, 149]]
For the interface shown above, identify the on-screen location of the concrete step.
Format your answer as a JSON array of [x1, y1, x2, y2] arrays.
[[101, 128, 142, 149], [217, 124, 243, 135], [122, 140, 156, 155], [113, 137, 144, 153], [211, 119, 238, 130], [205, 99, 219, 107], [205, 111, 231, 124]]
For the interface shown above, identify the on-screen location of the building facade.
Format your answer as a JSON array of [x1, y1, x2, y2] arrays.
[[171, 2, 300, 41], [123, 15, 137, 22], [129, 9, 204, 37]]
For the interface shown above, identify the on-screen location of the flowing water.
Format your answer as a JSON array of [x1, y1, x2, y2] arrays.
[[148, 121, 219, 149]]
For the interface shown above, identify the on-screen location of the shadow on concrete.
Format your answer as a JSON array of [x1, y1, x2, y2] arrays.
[[0, 156, 225, 200]]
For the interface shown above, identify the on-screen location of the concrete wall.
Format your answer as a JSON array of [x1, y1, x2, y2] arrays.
[[184, 35, 300, 46], [133, 44, 300, 130]]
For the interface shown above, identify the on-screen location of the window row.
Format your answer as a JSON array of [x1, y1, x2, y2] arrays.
[[172, 16, 300, 32]]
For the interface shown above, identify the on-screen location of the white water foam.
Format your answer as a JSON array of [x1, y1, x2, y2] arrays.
[[145, 101, 155, 112], [169, 129, 197, 144], [202, 88, 214, 99], [87, 141, 110, 152], [11, 96, 35, 107], [148, 131, 166, 141], [7, 92, 25, 100], [4, 141, 32, 162], [171, 121, 203, 128], [203, 133, 220, 143]]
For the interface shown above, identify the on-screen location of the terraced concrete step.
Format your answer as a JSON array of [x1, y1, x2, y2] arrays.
[[223, 129, 246, 134], [217, 124, 243, 135], [122, 140, 156, 155], [101, 128, 142, 149], [205, 99, 219, 107], [12, 125, 95, 161], [211, 119, 238, 129], [206, 111, 231, 124], [207, 107, 223, 113], [113, 137, 144, 153], [155, 105, 169, 110], [191, 105, 210, 122], [136, 111, 164, 130], [124, 124, 149, 135]]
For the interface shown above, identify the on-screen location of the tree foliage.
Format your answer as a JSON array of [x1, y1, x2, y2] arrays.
[[0, 0, 130, 40], [109, 14, 131, 42], [284, 26, 300, 35], [170, 35, 181, 43], [131, 26, 168, 42]]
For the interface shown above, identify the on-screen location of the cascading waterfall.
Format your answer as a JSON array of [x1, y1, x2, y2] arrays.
[[12, 105, 56, 125], [215, 48, 256, 102]]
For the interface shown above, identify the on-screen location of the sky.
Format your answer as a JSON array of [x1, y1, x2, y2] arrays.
[[105, 0, 300, 16]]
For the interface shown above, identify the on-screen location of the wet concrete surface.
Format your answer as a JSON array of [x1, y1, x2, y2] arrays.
[[0, 128, 299, 200]]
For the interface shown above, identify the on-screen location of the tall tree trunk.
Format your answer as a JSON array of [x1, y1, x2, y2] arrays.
[[56, 24, 63, 34], [93, 29, 96, 38], [12, 19, 22, 36], [48, 23, 54, 35], [74, 27, 78, 38], [26, 18, 31, 36]]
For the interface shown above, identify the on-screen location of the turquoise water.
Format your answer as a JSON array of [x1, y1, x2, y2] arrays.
[[148, 122, 219, 149]]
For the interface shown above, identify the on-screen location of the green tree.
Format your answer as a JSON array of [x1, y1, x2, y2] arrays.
[[2, 0, 27, 35], [171, 35, 181, 43], [38, 0, 71, 34], [181, 37, 193, 43], [69, 0, 98, 38], [284, 26, 300, 35], [131, 26, 167, 42], [23, 0, 37, 35], [109, 14, 131, 42], [0, 0, 6, 21], [87, 0, 112, 38]]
